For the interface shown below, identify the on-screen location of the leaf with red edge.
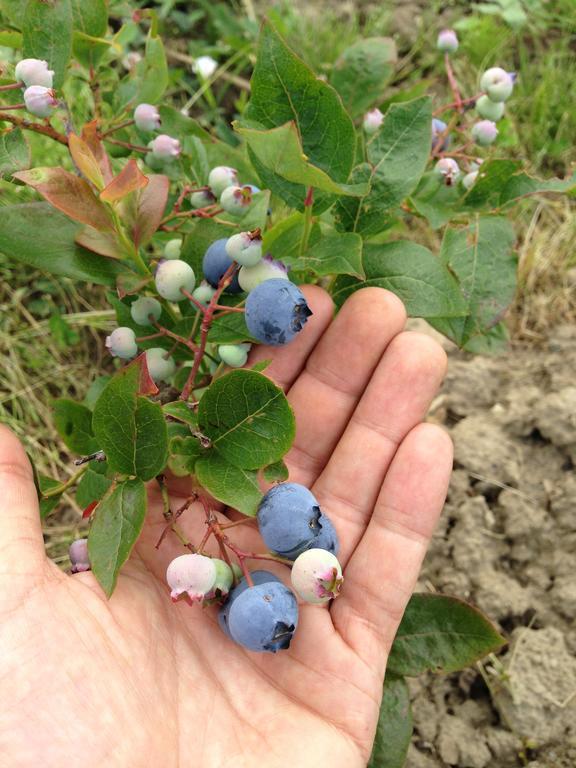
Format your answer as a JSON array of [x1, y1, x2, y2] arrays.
[[13, 168, 114, 231], [132, 174, 169, 247], [82, 500, 99, 519], [100, 159, 149, 203], [81, 120, 113, 185], [75, 226, 126, 259], [69, 133, 105, 190], [129, 352, 160, 396]]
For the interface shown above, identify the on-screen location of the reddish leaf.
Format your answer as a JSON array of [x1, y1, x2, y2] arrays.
[[81, 121, 113, 185], [69, 133, 105, 190], [133, 174, 169, 247], [127, 353, 160, 396], [76, 226, 126, 259], [82, 500, 99, 519], [13, 168, 114, 231], [100, 159, 149, 203]]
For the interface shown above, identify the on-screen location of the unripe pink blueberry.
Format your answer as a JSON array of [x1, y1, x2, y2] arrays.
[[23, 85, 58, 118], [190, 189, 216, 209], [15, 58, 54, 88], [472, 120, 498, 147], [434, 157, 460, 184], [208, 166, 238, 197], [437, 29, 459, 54], [475, 94, 505, 122], [145, 347, 176, 383], [220, 185, 255, 216], [480, 67, 514, 102], [155, 259, 196, 301], [69, 538, 91, 574], [363, 108, 384, 135], [148, 134, 181, 161], [225, 231, 263, 267], [130, 296, 162, 326], [105, 327, 138, 359], [462, 171, 479, 190], [191, 282, 216, 305], [166, 554, 216, 602], [238, 255, 289, 293], [291, 549, 343, 604], [134, 103, 161, 132]]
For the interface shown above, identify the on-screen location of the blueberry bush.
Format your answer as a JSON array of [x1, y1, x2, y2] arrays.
[[1, 3, 574, 765]]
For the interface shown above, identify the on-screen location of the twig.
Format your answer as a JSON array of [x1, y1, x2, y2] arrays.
[[0, 111, 68, 145]]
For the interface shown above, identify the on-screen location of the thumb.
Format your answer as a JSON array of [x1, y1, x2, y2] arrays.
[[0, 425, 47, 580]]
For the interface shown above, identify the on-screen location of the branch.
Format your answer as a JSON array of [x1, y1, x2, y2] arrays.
[[0, 111, 68, 145]]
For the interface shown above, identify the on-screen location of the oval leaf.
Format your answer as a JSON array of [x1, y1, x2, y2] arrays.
[[23, 0, 73, 89], [195, 452, 262, 516], [53, 398, 99, 454], [368, 674, 413, 768], [0, 129, 30, 180]]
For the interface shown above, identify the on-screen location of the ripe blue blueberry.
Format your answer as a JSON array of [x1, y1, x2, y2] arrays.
[[363, 108, 384, 135], [163, 238, 182, 260], [245, 279, 312, 347], [69, 538, 90, 574], [134, 103, 161, 132], [220, 185, 254, 216], [105, 327, 138, 359], [218, 343, 250, 368], [432, 118, 450, 152], [257, 482, 339, 559], [208, 166, 238, 197], [148, 134, 181, 161], [437, 29, 458, 54], [15, 58, 54, 88], [130, 296, 162, 326], [145, 347, 176, 383], [24, 85, 57, 118], [218, 570, 282, 639], [238, 256, 288, 293], [202, 238, 242, 293], [472, 120, 498, 146], [475, 95, 505, 122], [225, 231, 263, 267], [166, 553, 216, 603], [227, 580, 299, 652], [291, 549, 343, 604], [155, 259, 196, 301], [480, 67, 514, 102]]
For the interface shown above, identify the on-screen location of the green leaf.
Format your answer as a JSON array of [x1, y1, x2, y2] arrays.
[[286, 231, 365, 280], [208, 311, 255, 344], [387, 593, 506, 676], [198, 369, 295, 470], [0, 31, 23, 48], [195, 452, 262, 516], [71, 0, 107, 36], [38, 474, 63, 519], [158, 106, 211, 142], [237, 123, 368, 197], [75, 466, 112, 508], [428, 216, 516, 348], [262, 459, 289, 483], [163, 401, 198, 427], [23, 0, 73, 89], [53, 399, 99, 454], [410, 172, 460, 229], [88, 478, 146, 597], [243, 21, 356, 213], [0, 203, 124, 285], [72, 31, 111, 69], [168, 435, 203, 476], [368, 674, 413, 768], [0, 130, 30, 180], [462, 159, 521, 209], [332, 241, 468, 318], [136, 33, 168, 105], [330, 37, 397, 118], [498, 169, 576, 206], [334, 98, 432, 235], [92, 359, 168, 481]]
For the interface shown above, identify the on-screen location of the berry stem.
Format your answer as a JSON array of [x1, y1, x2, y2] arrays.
[[433, 92, 483, 117], [444, 53, 463, 112], [0, 82, 22, 91], [0, 111, 68, 144], [0, 102, 25, 111], [103, 137, 149, 153], [99, 119, 135, 138], [42, 464, 89, 498]]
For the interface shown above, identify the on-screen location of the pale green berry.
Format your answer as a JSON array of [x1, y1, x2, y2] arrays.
[[476, 95, 505, 122], [146, 347, 176, 383], [225, 232, 263, 267], [163, 239, 183, 260], [218, 343, 250, 368], [130, 296, 162, 326], [155, 259, 196, 302]]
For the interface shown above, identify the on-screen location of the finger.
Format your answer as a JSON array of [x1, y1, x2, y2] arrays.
[[314, 332, 448, 564], [285, 288, 406, 485], [331, 423, 453, 676], [247, 285, 334, 391], [0, 425, 47, 579]]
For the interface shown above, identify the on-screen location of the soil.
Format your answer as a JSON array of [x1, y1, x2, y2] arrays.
[[405, 322, 576, 768]]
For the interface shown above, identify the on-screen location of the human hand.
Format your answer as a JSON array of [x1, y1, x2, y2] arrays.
[[0, 287, 452, 768]]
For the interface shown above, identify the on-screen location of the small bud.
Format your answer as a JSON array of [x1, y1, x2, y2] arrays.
[[208, 166, 238, 197], [166, 554, 216, 602], [23, 85, 58, 118], [134, 103, 161, 132], [163, 238, 183, 260], [192, 56, 218, 79], [148, 134, 181, 161], [471, 119, 498, 147], [69, 538, 91, 574], [363, 108, 384, 135], [15, 58, 54, 88], [437, 29, 459, 54], [291, 549, 343, 604], [434, 157, 460, 185], [105, 327, 138, 359]]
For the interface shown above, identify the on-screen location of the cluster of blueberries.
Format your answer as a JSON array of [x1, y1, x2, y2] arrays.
[[105, 161, 312, 382], [71, 483, 343, 653], [363, 29, 516, 191]]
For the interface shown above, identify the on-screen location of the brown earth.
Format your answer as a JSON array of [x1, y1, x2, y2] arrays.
[[406, 323, 576, 768]]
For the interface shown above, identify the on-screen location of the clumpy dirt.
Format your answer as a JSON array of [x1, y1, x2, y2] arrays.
[[406, 323, 576, 768]]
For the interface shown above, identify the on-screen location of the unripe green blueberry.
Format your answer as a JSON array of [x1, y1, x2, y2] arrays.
[[145, 347, 176, 383], [220, 185, 254, 216], [462, 171, 479, 190], [238, 256, 289, 293], [166, 553, 216, 602], [134, 103, 161, 132], [148, 134, 181, 161], [163, 238, 182, 260], [105, 327, 138, 359], [191, 282, 216, 306], [218, 343, 251, 368], [476, 95, 505, 122], [363, 108, 384, 135], [437, 29, 458, 54], [434, 157, 460, 185], [291, 548, 343, 604], [472, 120, 498, 147], [15, 58, 54, 88], [208, 166, 238, 197], [23, 85, 58, 118], [204, 558, 234, 601], [480, 67, 514, 102], [155, 259, 196, 302], [190, 189, 216, 209], [225, 231, 263, 267], [130, 296, 162, 326]]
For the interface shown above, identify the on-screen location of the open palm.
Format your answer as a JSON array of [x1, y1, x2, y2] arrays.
[[0, 287, 452, 768]]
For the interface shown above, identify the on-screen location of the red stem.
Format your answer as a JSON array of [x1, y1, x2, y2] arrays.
[[0, 82, 22, 92], [0, 111, 68, 145], [0, 103, 25, 111], [103, 136, 149, 153], [433, 92, 483, 117], [99, 119, 135, 138], [444, 53, 462, 111]]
